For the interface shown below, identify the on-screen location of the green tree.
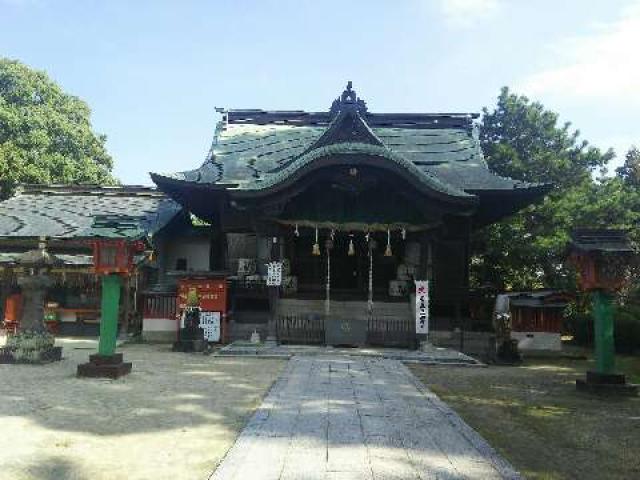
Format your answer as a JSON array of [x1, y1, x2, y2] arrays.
[[616, 146, 640, 187], [0, 58, 115, 199], [472, 87, 624, 291]]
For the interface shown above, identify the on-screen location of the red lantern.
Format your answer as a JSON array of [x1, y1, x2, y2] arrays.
[[92, 239, 136, 275], [568, 229, 634, 292]]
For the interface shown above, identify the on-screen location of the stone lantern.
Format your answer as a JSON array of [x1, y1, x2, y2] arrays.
[[568, 229, 638, 395], [0, 238, 62, 363]]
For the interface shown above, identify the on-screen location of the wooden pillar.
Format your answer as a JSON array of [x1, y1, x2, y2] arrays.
[[98, 274, 122, 356], [209, 222, 227, 271], [266, 234, 281, 342], [119, 274, 131, 339], [0, 271, 10, 325]]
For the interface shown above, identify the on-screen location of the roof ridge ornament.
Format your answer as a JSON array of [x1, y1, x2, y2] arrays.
[[329, 81, 368, 117]]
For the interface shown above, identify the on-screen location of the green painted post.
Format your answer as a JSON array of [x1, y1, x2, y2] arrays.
[[98, 274, 122, 356], [592, 290, 615, 374]]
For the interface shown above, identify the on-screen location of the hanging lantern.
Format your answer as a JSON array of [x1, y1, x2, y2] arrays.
[[348, 234, 355, 256], [385, 230, 393, 257], [92, 239, 142, 275], [312, 227, 321, 256]]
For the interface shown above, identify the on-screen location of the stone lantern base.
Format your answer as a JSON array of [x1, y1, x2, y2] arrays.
[[77, 353, 132, 379], [0, 331, 62, 364], [576, 371, 638, 397]]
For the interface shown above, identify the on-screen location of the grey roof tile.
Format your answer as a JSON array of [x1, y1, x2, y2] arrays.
[[0, 185, 182, 240]]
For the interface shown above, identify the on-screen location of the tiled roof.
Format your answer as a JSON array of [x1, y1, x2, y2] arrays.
[[0, 252, 93, 266], [240, 142, 473, 198], [570, 229, 634, 253], [0, 185, 182, 240], [153, 112, 541, 195]]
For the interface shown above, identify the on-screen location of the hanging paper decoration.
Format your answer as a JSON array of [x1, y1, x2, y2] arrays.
[[312, 227, 321, 256], [401, 228, 407, 240], [385, 229, 392, 257], [325, 243, 331, 314], [330, 229, 335, 241], [294, 224, 300, 237], [348, 234, 355, 256]]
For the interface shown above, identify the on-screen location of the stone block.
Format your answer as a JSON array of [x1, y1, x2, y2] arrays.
[[77, 355, 132, 379]]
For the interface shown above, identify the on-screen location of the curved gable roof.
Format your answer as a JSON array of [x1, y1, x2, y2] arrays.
[[151, 83, 549, 219]]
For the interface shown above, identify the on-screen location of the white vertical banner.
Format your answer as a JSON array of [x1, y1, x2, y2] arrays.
[[415, 280, 429, 335]]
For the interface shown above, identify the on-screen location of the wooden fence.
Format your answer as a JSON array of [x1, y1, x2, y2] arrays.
[[143, 293, 177, 320], [276, 314, 325, 345], [276, 313, 415, 348], [367, 316, 414, 348]]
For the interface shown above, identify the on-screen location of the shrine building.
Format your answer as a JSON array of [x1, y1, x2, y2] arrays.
[[0, 83, 549, 347]]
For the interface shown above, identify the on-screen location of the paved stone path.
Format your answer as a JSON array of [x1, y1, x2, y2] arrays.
[[210, 356, 520, 480], [217, 343, 479, 365]]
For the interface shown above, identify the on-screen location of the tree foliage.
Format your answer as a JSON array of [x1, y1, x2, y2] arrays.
[[472, 87, 638, 291], [616, 146, 640, 187], [0, 58, 115, 199]]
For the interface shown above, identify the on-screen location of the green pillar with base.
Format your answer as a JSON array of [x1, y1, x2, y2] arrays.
[[98, 274, 122, 356], [592, 290, 615, 374], [77, 273, 132, 379], [575, 289, 637, 395]]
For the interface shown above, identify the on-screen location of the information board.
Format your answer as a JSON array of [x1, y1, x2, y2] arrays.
[[199, 311, 221, 342]]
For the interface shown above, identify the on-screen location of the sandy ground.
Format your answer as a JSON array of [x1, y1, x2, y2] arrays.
[[0, 338, 285, 480]]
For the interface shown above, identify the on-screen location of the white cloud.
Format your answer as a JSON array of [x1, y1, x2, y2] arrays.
[[520, 1, 640, 105], [439, 0, 501, 28]]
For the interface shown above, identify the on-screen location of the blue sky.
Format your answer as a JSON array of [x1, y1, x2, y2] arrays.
[[1, 0, 639, 185]]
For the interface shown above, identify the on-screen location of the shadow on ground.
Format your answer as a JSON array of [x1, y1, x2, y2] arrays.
[[409, 355, 640, 480]]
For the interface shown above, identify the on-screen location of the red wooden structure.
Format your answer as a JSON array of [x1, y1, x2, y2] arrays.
[[92, 239, 145, 275], [177, 276, 229, 343]]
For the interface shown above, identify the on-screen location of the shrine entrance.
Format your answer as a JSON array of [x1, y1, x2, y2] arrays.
[[260, 162, 442, 347], [289, 230, 399, 301]]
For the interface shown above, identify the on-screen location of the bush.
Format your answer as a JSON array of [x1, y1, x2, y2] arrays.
[[614, 306, 640, 354], [567, 303, 640, 354]]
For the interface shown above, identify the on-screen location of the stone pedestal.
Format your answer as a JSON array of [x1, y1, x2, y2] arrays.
[[77, 353, 132, 379], [487, 336, 522, 365], [576, 371, 638, 396], [173, 308, 207, 352]]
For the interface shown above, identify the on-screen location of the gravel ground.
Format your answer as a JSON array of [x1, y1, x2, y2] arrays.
[[0, 338, 285, 480]]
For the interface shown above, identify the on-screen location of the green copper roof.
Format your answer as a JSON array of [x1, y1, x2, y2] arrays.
[[0, 185, 182, 240], [153, 118, 539, 196], [241, 142, 471, 198], [152, 83, 547, 209]]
